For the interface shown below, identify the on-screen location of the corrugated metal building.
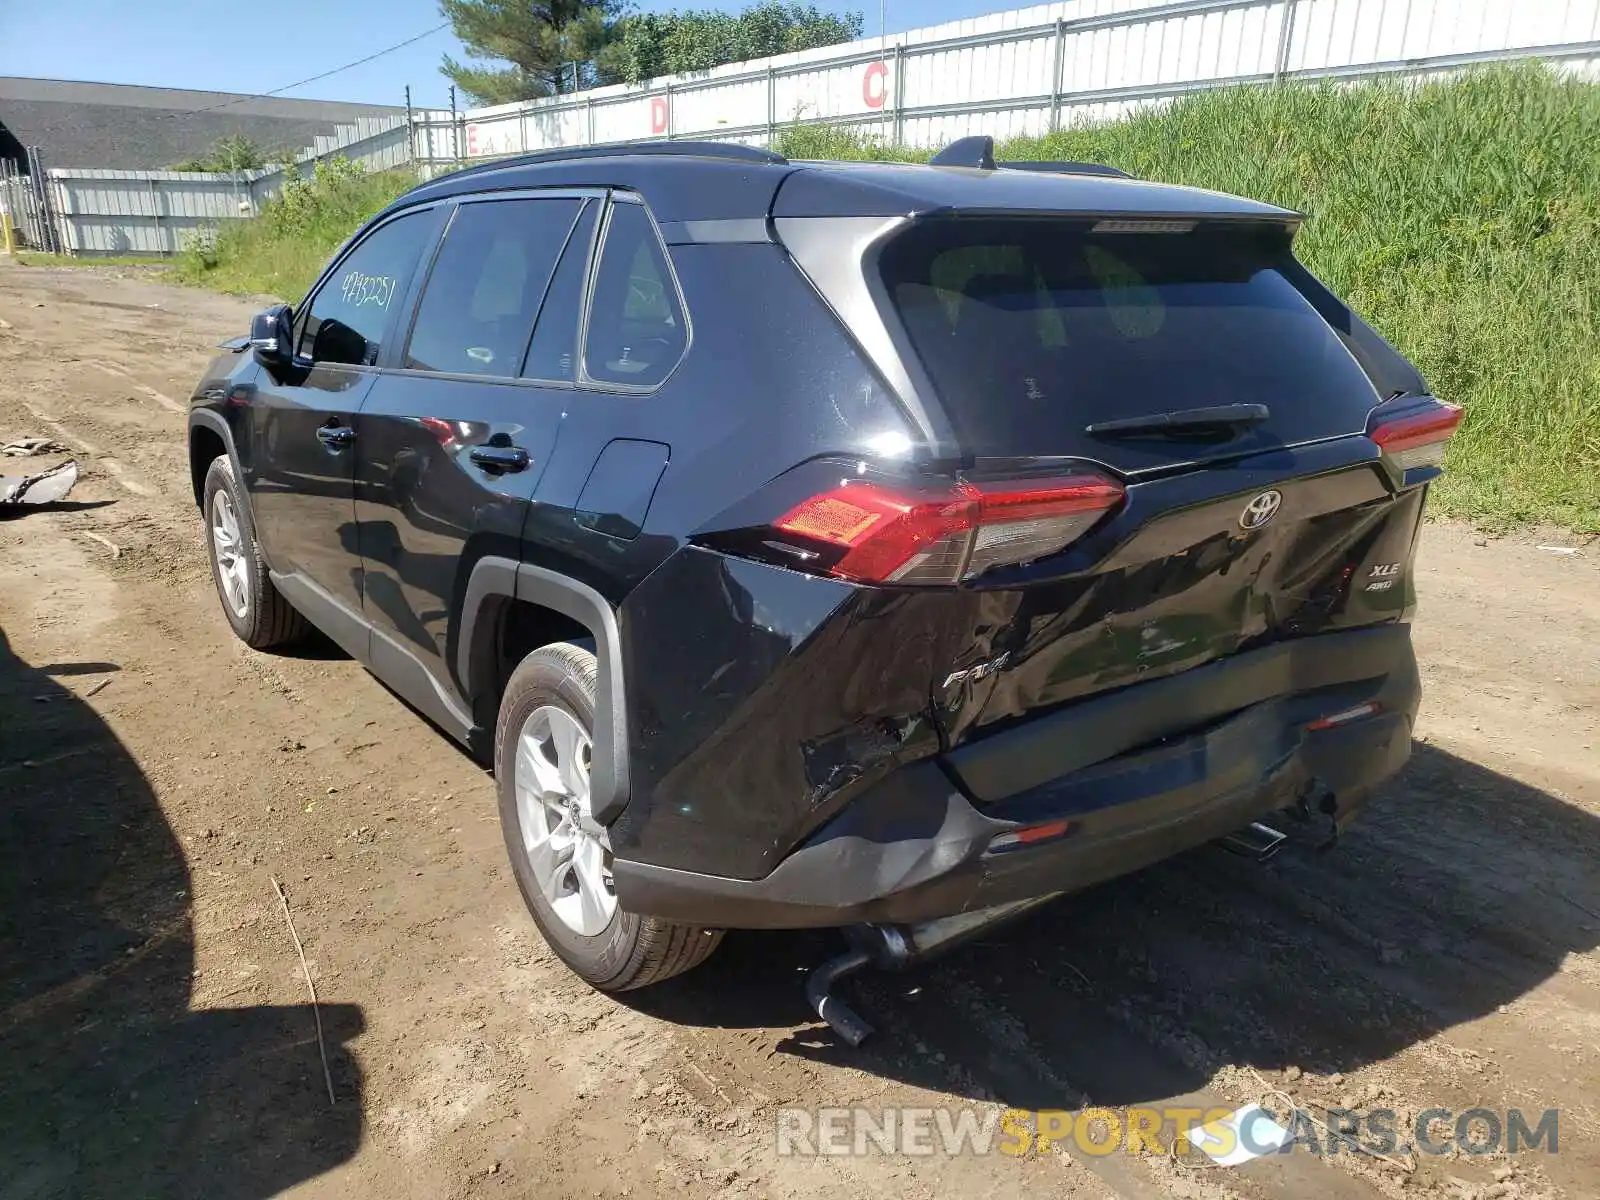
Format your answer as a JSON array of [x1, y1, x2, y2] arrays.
[[0, 76, 402, 170]]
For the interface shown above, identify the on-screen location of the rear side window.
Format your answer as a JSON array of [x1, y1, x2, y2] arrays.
[[298, 209, 432, 366], [405, 197, 583, 377], [880, 219, 1380, 453], [582, 200, 686, 388], [522, 201, 598, 383]]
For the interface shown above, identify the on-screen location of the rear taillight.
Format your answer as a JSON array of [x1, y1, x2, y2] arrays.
[[1369, 401, 1462, 473], [773, 473, 1124, 585]]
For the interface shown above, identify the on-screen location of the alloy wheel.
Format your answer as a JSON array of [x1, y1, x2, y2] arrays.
[[210, 491, 249, 618], [514, 704, 615, 936]]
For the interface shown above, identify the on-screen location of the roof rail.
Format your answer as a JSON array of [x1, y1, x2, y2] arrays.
[[432, 139, 788, 184], [926, 134, 1133, 179], [1002, 160, 1133, 179]]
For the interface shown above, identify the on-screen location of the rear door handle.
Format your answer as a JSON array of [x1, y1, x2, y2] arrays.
[[469, 444, 530, 472], [316, 422, 355, 449]]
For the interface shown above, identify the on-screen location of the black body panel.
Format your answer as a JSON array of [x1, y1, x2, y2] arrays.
[[353, 370, 565, 710], [245, 363, 374, 614], [609, 624, 1420, 928], [185, 141, 1443, 934]]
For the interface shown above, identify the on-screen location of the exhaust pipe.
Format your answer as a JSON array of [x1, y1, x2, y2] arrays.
[[862, 894, 1063, 967], [805, 894, 1064, 1045], [1220, 820, 1289, 862], [805, 949, 875, 1047]]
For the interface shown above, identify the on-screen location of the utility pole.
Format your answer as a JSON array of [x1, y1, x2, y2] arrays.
[[449, 85, 460, 164], [405, 84, 416, 167]]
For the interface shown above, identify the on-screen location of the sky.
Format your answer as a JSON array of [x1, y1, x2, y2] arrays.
[[0, 0, 1011, 110]]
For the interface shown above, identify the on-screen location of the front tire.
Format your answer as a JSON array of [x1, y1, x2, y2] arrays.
[[495, 642, 722, 990], [202, 455, 308, 650]]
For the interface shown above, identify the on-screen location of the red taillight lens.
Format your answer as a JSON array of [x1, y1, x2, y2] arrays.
[[774, 473, 1123, 585], [988, 817, 1076, 854], [775, 484, 976, 583], [1369, 402, 1462, 472]]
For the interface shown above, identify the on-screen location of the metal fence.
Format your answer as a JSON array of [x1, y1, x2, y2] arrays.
[[12, 0, 1600, 256], [4, 114, 411, 257], [0, 154, 63, 254], [410, 0, 1600, 160]]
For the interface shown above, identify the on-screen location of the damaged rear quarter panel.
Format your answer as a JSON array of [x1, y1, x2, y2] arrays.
[[613, 547, 965, 879]]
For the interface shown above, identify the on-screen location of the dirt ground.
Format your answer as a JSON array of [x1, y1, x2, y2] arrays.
[[1, 261, 1596, 1200]]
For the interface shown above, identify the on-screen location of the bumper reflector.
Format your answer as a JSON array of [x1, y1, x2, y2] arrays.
[[988, 817, 1075, 854], [1306, 701, 1381, 731]]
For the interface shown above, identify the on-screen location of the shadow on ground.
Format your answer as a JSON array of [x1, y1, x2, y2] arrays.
[[0, 625, 364, 1200], [631, 740, 1599, 1114]]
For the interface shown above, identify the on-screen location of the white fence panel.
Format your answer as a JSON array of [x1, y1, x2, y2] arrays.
[[593, 93, 658, 143], [49, 169, 254, 254]]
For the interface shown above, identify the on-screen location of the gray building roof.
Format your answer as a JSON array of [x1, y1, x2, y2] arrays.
[[0, 77, 404, 170]]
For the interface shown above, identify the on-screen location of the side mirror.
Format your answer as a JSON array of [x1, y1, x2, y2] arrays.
[[249, 305, 294, 372]]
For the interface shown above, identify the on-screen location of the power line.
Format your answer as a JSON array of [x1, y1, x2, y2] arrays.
[[2, 23, 453, 146], [185, 22, 452, 115]]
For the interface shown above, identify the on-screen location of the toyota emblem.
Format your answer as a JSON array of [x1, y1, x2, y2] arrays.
[[1239, 489, 1283, 530]]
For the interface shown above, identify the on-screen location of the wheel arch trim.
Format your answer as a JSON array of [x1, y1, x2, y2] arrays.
[[459, 556, 631, 825], [187, 409, 244, 507]]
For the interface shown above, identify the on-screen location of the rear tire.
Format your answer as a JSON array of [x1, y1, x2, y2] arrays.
[[495, 642, 722, 990], [201, 455, 308, 650]]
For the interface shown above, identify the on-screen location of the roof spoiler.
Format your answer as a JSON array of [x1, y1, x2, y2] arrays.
[[927, 134, 1133, 179]]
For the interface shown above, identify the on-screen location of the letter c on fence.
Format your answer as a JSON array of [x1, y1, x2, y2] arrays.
[[651, 96, 669, 134], [863, 61, 888, 109]]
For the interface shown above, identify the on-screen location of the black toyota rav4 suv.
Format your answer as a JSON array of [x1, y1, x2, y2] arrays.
[[189, 138, 1455, 1033]]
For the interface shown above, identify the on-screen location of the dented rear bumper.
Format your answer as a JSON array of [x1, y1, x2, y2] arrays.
[[610, 624, 1419, 929]]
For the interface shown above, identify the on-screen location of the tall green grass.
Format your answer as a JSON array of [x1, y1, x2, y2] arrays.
[[780, 66, 1600, 531], [175, 158, 416, 301]]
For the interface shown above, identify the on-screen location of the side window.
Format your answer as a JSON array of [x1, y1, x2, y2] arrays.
[[522, 201, 597, 383], [297, 210, 431, 366], [582, 200, 687, 388], [404, 197, 583, 377]]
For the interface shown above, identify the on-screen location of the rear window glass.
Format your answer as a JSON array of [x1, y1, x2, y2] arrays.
[[583, 201, 686, 388], [880, 219, 1378, 453]]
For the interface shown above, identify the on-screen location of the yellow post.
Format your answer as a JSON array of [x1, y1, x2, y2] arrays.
[[1, 212, 16, 256]]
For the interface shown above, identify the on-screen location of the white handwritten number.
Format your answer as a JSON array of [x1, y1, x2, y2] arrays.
[[339, 270, 397, 310]]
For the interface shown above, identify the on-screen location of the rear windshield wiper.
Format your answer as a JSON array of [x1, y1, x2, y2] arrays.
[[1085, 403, 1271, 439]]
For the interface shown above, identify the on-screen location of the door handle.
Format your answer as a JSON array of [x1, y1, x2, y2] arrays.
[[469, 444, 530, 472], [316, 422, 355, 449]]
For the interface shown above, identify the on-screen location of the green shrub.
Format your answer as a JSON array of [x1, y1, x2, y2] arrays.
[[176, 157, 417, 302], [777, 65, 1600, 531]]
